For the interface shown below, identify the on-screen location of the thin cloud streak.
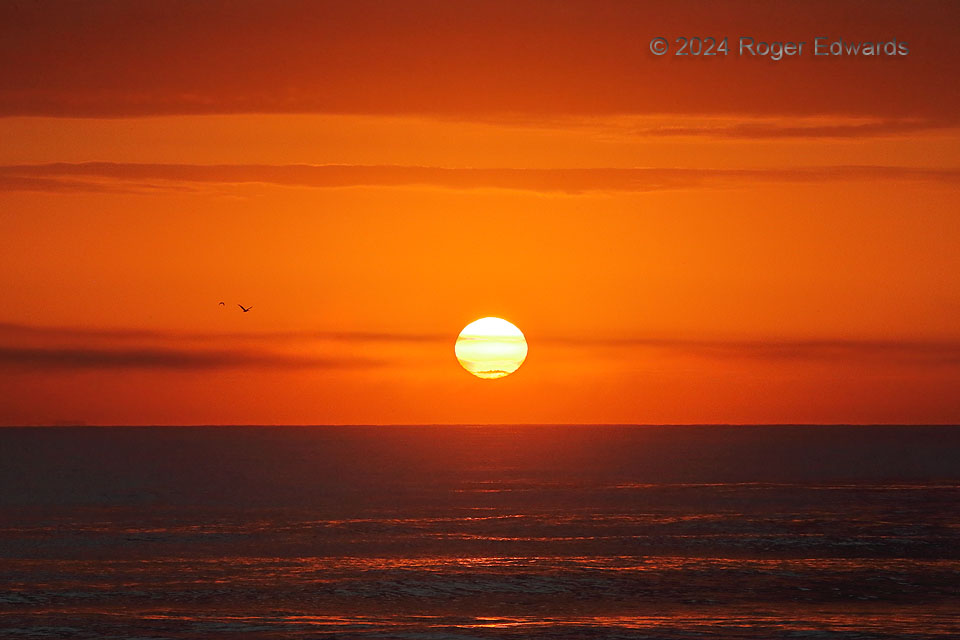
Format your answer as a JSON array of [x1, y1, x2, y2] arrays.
[[1, 163, 957, 196], [632, 118, 957, 140], [433, 113, 960, 140], [0, 346, 382, 371], [0, 322, 447, 344], [545, 336, 960, 366]]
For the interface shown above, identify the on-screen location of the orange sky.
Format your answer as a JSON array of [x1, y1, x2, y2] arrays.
[[1, 0, 959, 425]]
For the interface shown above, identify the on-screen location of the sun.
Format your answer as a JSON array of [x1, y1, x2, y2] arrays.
[[455, 317, 528, 379]]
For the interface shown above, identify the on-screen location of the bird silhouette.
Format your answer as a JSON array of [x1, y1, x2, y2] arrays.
[[218, 302, 225, 306], [238, 304, 252, 313]]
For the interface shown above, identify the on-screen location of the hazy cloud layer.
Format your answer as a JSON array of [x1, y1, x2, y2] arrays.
[[1, 1, 957, 123], [1, 163, 957, 195]]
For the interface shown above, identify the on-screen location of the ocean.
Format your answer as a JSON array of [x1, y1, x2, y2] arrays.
[[1, 425, 957, 639]]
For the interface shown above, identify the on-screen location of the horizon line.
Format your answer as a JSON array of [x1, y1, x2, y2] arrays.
[[3, 423, 958, 428]]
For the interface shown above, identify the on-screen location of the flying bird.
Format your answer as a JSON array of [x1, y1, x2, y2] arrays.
[[218, 302, 225, 306], [238, 304, 253, 313]]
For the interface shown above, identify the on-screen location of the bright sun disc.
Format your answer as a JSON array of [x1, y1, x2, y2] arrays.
[[455, 317, 528, 379]]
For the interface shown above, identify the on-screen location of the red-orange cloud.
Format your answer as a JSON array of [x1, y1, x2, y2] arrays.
[[1, 1, 957, 121]]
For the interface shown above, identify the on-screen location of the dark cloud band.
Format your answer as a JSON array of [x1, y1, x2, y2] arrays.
[[2, 323, 958, 371], [1, 2, 957, 121], [0, 345, 382, 371]]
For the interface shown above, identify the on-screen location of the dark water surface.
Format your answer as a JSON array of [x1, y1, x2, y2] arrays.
[[1, 425, 958, 638]]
